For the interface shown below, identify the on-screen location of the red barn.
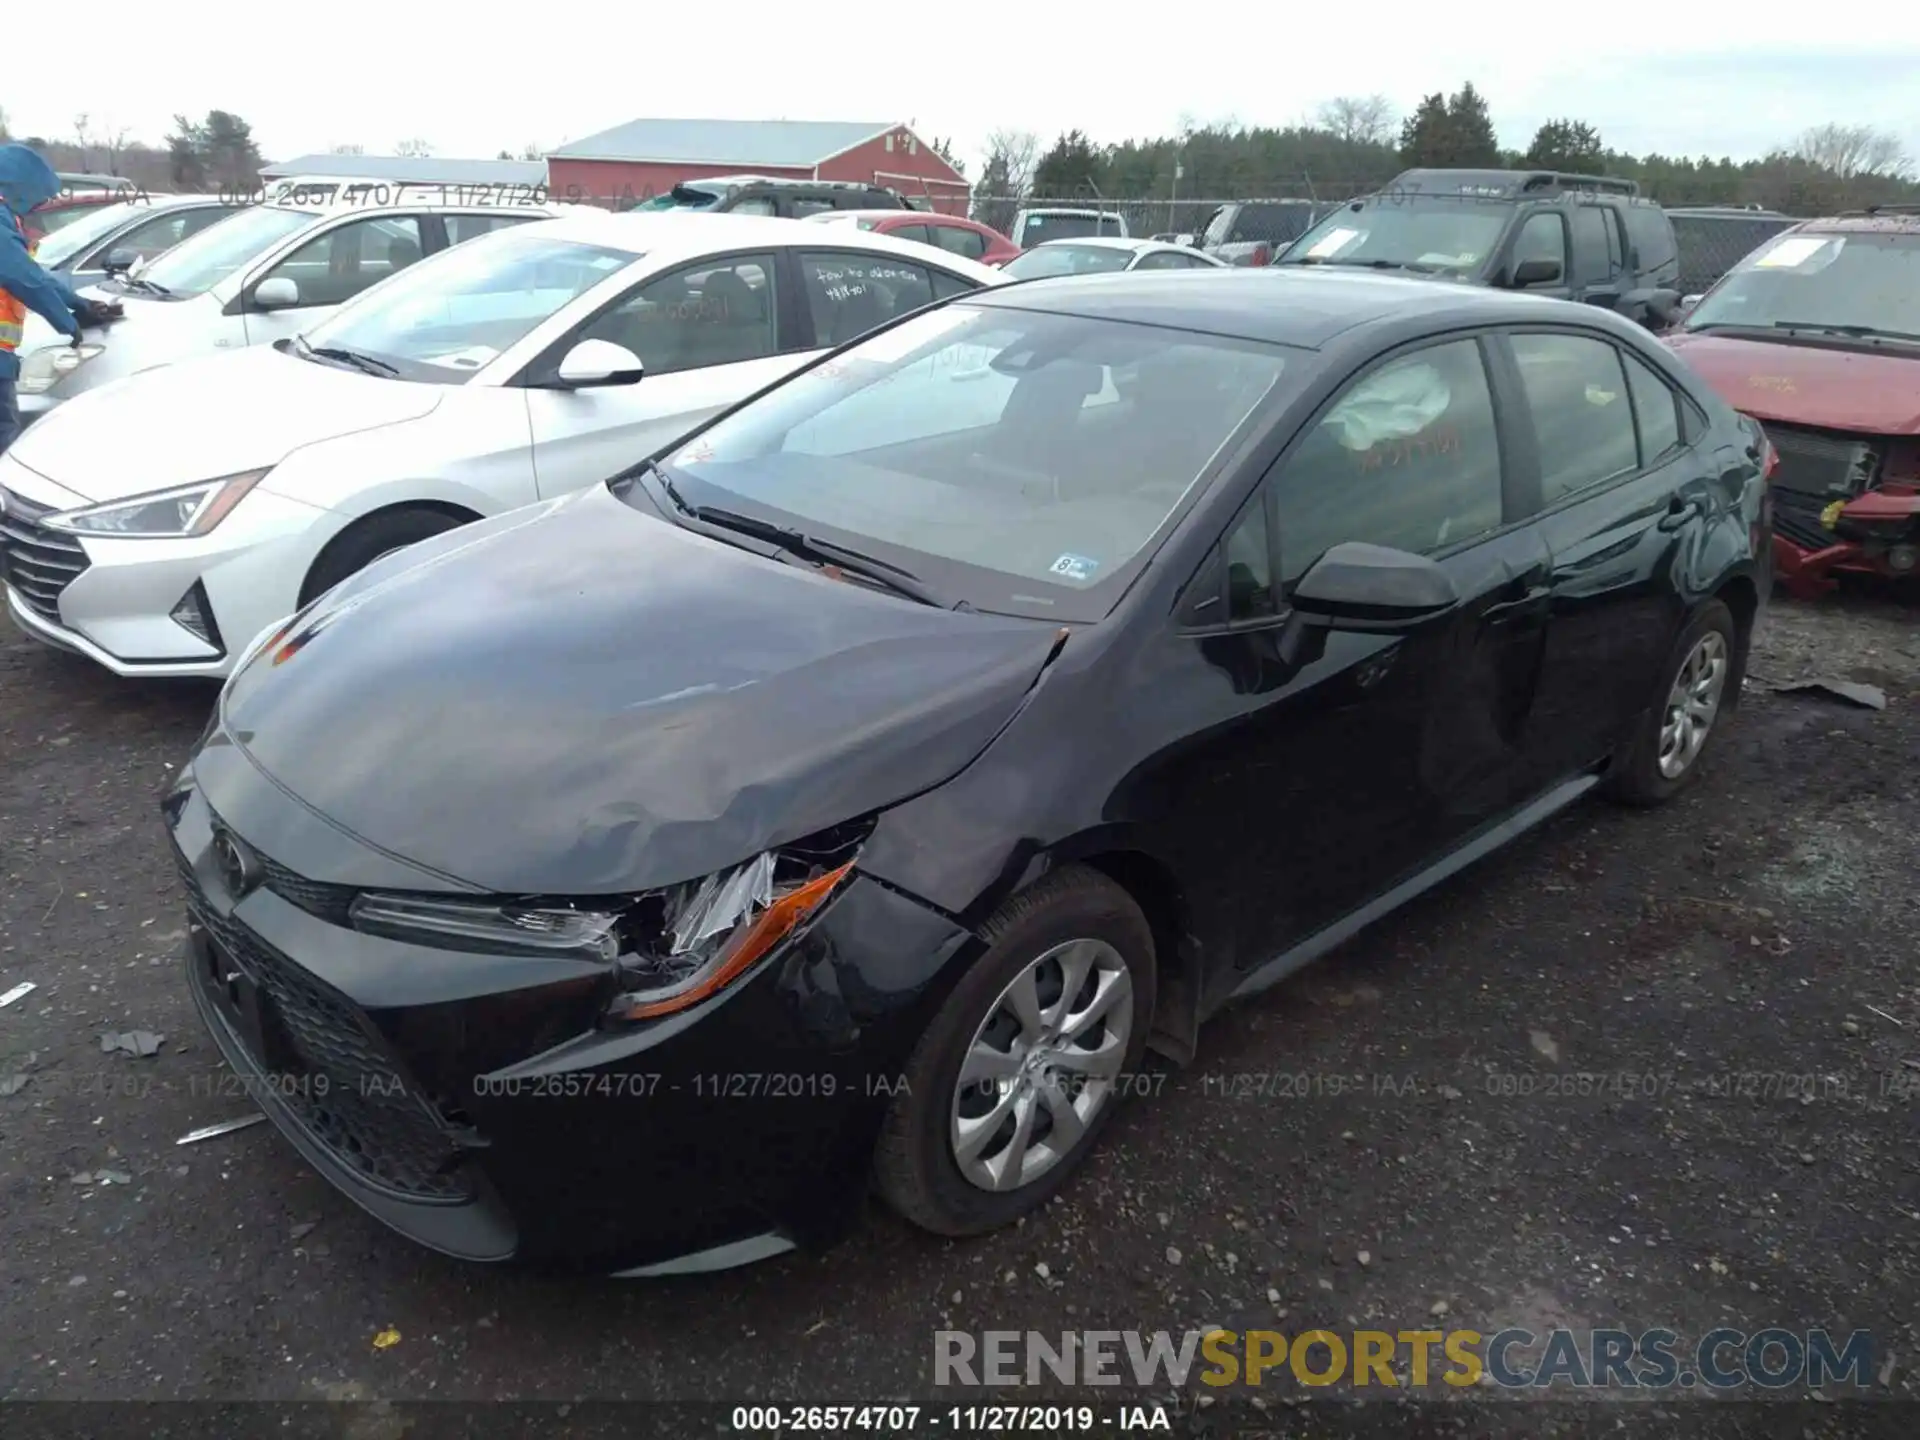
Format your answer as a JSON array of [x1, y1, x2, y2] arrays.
[[546, 118, 970, 214]]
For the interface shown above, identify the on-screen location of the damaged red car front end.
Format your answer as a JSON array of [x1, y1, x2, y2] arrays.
[[1666, 213, 1920, 599]]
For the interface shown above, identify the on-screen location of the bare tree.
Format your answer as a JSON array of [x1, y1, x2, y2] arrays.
[[1791, 123, 1913, 179], [72, 112, 95, 169], [1317, 95, 1397, 148], [330, 142, 366, 155], [101, 123, 133, 175], [0, 105, 11, 142], [393, 137, 434, 158], [982, 128, 1041, 196], [519, 144, 544, 161]]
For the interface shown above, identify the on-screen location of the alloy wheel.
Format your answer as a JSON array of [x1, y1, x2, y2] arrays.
[[949, 938, 1133, 1193], [1657, 630, 1728, 779]]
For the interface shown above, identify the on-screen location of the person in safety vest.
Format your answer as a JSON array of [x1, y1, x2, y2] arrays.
[[0, 143, 123, 453]]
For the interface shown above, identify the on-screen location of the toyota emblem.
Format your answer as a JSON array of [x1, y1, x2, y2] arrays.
[[212, 829, 259, 897]]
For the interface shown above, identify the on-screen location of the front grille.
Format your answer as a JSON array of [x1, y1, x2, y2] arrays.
[[177, 847, 474, 1202], [1761, 424, 1877, 500], [257, 853, 358, 927], [1773, 493, 1839, 552], [0, 487, 90, 622]]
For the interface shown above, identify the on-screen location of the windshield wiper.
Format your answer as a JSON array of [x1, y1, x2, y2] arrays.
[[116, 275, 171, 297], [303, 342, 399, 377], [694, 504, 948, 608], [632, 460, 951, 608], [1771, 320, 1920, 343]]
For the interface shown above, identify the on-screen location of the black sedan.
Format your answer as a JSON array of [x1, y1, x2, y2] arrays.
[[167, 269, 1771, 1274]]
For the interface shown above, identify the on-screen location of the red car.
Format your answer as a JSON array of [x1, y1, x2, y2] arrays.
[[802, 208, 1021, 268], [1666, 207, 1920, 598], [23, 174, 145, 247]]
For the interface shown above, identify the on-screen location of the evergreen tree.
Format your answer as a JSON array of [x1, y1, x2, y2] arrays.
[[1398, 93, 1454, 167], [1032, 129, 1102, 197], [1525, 119, 1606, 172]]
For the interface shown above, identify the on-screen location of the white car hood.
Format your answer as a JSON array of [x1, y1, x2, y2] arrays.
[[7, 345, 445, 504], [17, 287, 215, 373]]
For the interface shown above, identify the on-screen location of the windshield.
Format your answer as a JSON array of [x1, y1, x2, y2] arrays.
[[647, 303, 1292, 621], [632, 183, 727, 213], [34, 202, 141, 267], [1002, 244, 1135, 280], [299, 232, 639, 383], [138, 204, 319, 295], [1279, 198, 1510, 273], [1683, 231, 1920, 339], [1019, 213, 1117, 244]]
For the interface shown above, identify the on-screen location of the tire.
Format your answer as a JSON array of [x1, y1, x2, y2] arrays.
[[874, 866, 1157, 1236], [1604, 598, 1739, 807], [299, 507, 468, 608]]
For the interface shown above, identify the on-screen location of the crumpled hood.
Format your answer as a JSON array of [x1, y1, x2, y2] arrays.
[[0, 144, 61, 218], [1666, 331, 1920, 435], [216, 484, 1061, 896], [7, 345, 444, 502]]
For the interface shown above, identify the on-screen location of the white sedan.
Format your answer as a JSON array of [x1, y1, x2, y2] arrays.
[[0, 212, 1008, 678], [999, 236, 1228, 279]]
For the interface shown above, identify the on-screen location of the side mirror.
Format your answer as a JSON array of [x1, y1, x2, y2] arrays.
[[1290, 542, 1460, 631], [252, 276, 301, 310], [1510, 257, 1563, 288], [101, 248, 138, 276], [553, 338, 646, 389], [1679, 293, 1703, 314]]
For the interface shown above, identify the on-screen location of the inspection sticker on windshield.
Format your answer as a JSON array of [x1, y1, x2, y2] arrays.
[[1305, 228, 1362, 259], [1755, 237, 1833, 269], [1049, 553, 1101, 582]]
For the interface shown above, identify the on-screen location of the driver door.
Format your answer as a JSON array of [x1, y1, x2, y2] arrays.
[[239, 214, 429, 346], [1140, 335, 1553, 990], [521, 252, 801, 498]]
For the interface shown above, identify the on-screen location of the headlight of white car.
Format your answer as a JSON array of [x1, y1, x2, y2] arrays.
[[43, 469, 272, 539], [16, 343, 105, 395]]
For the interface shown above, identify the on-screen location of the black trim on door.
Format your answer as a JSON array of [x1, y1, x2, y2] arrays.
[[419, 214, 451, 254]]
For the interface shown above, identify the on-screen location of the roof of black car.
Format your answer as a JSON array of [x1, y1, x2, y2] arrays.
[[971, 268, 1581, 350]]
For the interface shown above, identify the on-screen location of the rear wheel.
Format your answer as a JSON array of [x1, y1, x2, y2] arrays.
[[874, 867, 1155, 1236], [299, 507, 469, 607], [1604, 598, 1737, 807]]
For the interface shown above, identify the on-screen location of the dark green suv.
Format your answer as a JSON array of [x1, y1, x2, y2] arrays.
[[1277, 169, 1684, 329]]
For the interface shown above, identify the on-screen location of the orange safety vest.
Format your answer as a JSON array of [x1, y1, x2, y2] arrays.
[[0, 213, 27, 353]]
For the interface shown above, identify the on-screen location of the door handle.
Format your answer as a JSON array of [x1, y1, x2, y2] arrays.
[[1658, 495, 1708, 532]]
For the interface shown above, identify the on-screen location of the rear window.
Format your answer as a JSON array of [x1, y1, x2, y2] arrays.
[[1021, 213, 1121, 244], [1623, 204, 1677, 271]]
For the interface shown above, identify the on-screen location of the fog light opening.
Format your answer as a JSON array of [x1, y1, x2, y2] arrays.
[[1886, 544, 1918, 575], [169, 581, 226, 653]]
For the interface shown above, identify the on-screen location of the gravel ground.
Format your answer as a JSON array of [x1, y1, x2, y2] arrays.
[[2, 589, 1918, 1438]]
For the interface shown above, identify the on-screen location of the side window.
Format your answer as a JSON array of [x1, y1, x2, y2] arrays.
[[931, 223, 987, 261], [1510, 332, 1640, 503], [1625, 205, 1679, 272], [1132, 251, 1187, 270], [891, 223, 933, 247], [579, 254, 778, 377], [930, 269, 977, 300], [1512, 212, 1568, 278], [1569, 205, 1614, 283], [1270, 338, 1505, 586], [790, 199, 836, 218], [729, 197, 778, 217], [1622, 350, 1683, 464], [106, 211, 206, 264], [258, 216, 425, 307], [800, 251, 938, 346], [1223, 493, 1278, 621], [1604, 209, 1624, 273], [444, 213, 539, 245]]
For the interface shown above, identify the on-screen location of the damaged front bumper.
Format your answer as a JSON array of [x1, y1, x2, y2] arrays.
[[165, 761, 979, 1274]]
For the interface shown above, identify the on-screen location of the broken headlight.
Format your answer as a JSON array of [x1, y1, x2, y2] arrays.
[[345, 820, 871, 1021]]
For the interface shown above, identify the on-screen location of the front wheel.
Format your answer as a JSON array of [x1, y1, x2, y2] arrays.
[[1604, 598, 1738, 807], [874, 866, 1156, 1236]]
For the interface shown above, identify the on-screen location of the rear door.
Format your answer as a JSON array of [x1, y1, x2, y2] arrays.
[[1568, 201, 1629, 312], [521, 250, 798, 496], [1501, 327, 1717, 783]]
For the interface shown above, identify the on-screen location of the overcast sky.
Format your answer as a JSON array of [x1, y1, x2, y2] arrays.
[[8, 6, 1920, 182]]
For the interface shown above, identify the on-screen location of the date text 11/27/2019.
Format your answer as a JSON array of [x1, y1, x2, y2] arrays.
[[728, 1404, 1172, 1431]]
